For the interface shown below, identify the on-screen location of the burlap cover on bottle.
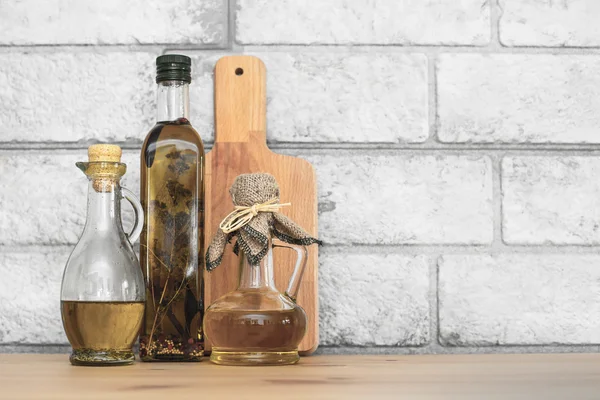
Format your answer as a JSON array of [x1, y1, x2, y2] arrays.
[[206, 173, 320, 271]]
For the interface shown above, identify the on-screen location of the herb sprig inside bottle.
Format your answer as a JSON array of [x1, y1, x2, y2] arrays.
[[139, 54, 205, 361]]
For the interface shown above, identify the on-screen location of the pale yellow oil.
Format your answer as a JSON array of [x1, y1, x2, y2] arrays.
[[61, 301, 144, 365]]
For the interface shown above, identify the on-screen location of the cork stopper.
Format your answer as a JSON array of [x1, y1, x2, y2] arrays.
[[82, 144, 125, 193], [88, 144, 122, 163]]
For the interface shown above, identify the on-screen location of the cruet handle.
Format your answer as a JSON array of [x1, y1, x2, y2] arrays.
[[273, 239, 308, 303], [121, 187, 144, 244]]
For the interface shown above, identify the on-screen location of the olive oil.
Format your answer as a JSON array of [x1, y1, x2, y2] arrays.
[[61, 301, 144, 366], [139, 55, 205, 361]]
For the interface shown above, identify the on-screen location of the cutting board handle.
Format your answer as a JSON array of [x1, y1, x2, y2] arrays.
[[214, 56, 267, 145]]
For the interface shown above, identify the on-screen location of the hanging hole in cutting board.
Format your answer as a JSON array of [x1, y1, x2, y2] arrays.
[[235, 68, 244, 76]]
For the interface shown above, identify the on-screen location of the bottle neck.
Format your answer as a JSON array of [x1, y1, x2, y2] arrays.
[[83, 180, 123, 235], [157, 80, 190, 122], [238, 239, 276, 290]]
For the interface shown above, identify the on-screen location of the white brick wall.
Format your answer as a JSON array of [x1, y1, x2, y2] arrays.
[[236, 0, 490, 45], [320, 253, 429, 346], [1, 0, 599, 355], [0, 0, 226, 45], [191, 53, 429, 143], [438, 54, 600, 143], [0, 53, 156, 143], [503, 157, 600, 245], [439, 255, 600, 345], [306, 154, 493, 245], [0, 250, 66, 344], [0, 152, 140, 245], [499, 0, 600, 47]]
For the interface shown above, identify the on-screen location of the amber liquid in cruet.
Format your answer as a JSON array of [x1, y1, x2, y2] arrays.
[[205, 308, 307, 351], [203, 245, 309, 366]]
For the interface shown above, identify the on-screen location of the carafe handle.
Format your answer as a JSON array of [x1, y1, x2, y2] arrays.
[[121, 187, 144, 244], [273, 239, 308, 303]]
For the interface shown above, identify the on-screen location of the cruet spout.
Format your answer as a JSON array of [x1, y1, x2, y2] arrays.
[[273, 239, 308, 302], [75, 161, 87, 174]]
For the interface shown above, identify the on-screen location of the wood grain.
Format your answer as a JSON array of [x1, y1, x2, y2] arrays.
[[2, 353, 600, 399], [204, 56, 319, 354]]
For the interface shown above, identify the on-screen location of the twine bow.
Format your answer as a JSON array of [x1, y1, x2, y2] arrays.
[[206, 173, 320, 271], [219, 198, 291, 234]]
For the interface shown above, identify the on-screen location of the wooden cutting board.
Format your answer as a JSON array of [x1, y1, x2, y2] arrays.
[[203, 55, 319, 354]]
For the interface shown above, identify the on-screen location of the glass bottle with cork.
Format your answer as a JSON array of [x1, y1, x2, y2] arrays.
[[139, 54, 205, 361], [61, 144, 145, 366]]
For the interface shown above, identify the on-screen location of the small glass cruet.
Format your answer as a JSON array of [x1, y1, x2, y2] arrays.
[[60, 144, 145, 366], [203, 173, 320, 366], [204, 236, 309, 365]]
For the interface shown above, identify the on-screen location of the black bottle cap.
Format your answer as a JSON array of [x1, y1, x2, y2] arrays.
[[156, 54, 192, 83]]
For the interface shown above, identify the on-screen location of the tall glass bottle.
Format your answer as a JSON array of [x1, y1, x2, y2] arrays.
[[139, 54, 205, 361]]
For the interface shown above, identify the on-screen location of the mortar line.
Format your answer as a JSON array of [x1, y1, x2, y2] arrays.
[[320, 244, 600, 254], [489, 0, 502, 49], [498, 153, 507, 249], [316, 344, 600, 355], [236, 44, 600, 55], [229, 0, 244, 53], [227, 0, 234, 50], [161, 47, 232, 55], [271, 146, 600, 154], [0, 44, 227, 53], [491, 153, 504, 252], [425, 54, 438, 145], [9, 143, 600, 152], [3, 43, 600, 54], [428, 255, 440, 347], [5, 243, 600, 254], [328, 244, 600, 252]]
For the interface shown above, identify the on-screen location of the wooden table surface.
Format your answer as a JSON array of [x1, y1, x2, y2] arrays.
[[1, 353, 599, 399]]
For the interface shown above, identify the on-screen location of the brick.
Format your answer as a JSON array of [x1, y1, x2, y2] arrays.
[[0, 151, 140, 245], [438, 54, 600, 143], [502, 157, 600, 245], [0, 0, 226, 45], [2, 249, 430, 347], [191, 53, 428, 143], [2, 152, 492, 246], [236, 0, 490, 45], [304, 153, 493, 245], [1, 51, 428, 144], [439, 255, 600, 345], [320, 252, 429, 346], [0, 52, 156, 143], [499, 0, 600, 47], [0, 249, 67, 344]]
